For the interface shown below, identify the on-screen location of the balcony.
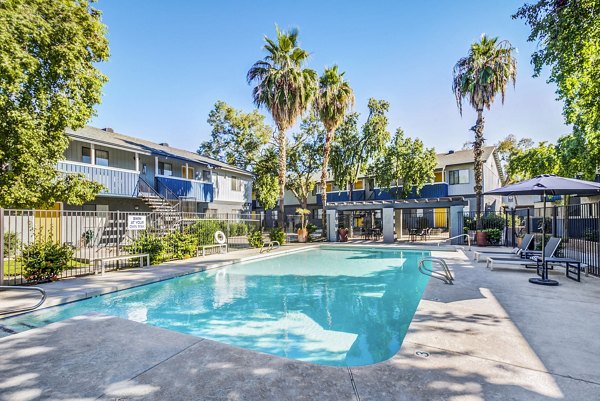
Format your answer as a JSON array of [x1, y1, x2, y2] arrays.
[[156, 175, 213, 203], [316, 189, 366, 205], [57, 161, 139, 197], [372, 182, 449, 201]]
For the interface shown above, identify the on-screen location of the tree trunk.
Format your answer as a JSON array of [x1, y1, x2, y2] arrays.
[[349, 183, 354, 237], [321, 130, 334, 236], [472, 110, 485, 230], [277, 129, 286, 228]]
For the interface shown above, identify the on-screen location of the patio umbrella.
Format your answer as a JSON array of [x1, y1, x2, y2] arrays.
[[485, 174, 600, 285]]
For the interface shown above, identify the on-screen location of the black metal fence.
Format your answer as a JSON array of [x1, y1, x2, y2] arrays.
[[0, 209, 261, 285], [459, 202, 600, 277]]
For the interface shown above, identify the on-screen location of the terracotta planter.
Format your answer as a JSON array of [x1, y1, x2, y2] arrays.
[[297, 228, 308, 243], [476, 231, 488, 247]]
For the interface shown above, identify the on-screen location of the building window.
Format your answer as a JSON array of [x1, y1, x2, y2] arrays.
[[313, 209, 323, 219], [448, 169, 469, 185], [354, 180, 364, 190], [205, 208, 218, 217], [231, 176, 242, 191], [158, 162, 172, 176], [95, 149, 109, 166], [181, 166, 194, 179], [82, 147, 91, 164], [202, 170, 212, 182]]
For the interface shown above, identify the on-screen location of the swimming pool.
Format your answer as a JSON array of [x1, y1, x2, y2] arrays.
[[0, 247, 431, 366]]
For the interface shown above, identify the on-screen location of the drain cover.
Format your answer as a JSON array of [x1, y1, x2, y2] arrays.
[[415, 351, 430, 358]]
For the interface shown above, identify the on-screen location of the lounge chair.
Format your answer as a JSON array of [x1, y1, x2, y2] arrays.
[[473, 234, 534, 262], [486, 237, 562, 271]]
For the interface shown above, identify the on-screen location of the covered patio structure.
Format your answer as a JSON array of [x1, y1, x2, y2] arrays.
[[325, 197, 468, 243]]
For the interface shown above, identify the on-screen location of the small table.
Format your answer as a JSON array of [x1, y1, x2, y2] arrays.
[[535, 257, 582, 282]]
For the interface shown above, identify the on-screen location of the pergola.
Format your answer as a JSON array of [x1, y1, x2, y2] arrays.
[[325, 196, 468, 243]]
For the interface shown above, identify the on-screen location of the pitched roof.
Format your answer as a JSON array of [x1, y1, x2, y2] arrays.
[[66, 126, 252, 176], [435, 146, 497, 169]]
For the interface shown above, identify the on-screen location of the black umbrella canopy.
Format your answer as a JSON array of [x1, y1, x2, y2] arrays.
[[485, 174, 600, 196]]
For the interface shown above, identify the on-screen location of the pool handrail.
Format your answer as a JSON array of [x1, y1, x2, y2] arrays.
[[0, 285, 47, 315], [436, 234, 471, 251], [418, 256, 454, 285]]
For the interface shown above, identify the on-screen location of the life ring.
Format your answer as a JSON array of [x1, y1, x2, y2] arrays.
[[214, 230, 226, 244]]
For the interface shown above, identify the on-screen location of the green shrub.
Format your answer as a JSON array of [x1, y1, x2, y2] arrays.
[[187, 220, 223, 246], [269, 227, 286, 244], [227, 222, 248, 237], [463, 216, 476, 232], [164, 231, 196, 260], [21, 239, 74, 282], [482, 214, 505, 230], [247, 229, 264, 248], [3, 231, 21, 256], [482, 228, 502, 245], [124, 232, 166, 265]]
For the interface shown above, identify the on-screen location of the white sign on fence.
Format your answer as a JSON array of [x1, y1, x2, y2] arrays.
[[127, 215, 147, 230]]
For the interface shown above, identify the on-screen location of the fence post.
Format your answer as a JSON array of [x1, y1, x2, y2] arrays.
[[116, 210, 120, 257], [503, 210, 508, 246], [552, 205, 558, 236], [0, 207, 4, 286], [526, 209, 531, 234], [511, 209, 516, 247], [597, 202, 600, 276]]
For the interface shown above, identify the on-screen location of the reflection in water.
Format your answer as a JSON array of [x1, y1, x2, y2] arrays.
[[1, 248, 430, 366]]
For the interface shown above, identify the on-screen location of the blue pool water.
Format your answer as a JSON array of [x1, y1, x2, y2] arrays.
[[0, 247, 430, 366]]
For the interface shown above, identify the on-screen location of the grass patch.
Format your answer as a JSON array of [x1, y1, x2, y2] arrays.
[[2, 259, 90, 277]]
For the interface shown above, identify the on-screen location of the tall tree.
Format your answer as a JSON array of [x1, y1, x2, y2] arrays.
[[247, 26, 317, 227], [315, 65, 355, 232], [495, 134, 534, 184], [287, 115, 324, 209], [514, 0, 600, 178], [507, 141, 559, 180], [330, 99, 390, 199], [0, 0, 109, 208], [253, 146, 280, 211], [198, 101, 271, 170], [452, 35, 517, 229], [369, 129, 437, 199], [507, 132, 588, 180]]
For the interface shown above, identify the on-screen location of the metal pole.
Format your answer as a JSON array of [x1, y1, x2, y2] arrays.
[[542, 194, 546, 267], [511, 209, 516, 247], [0, 207, 4, 286]]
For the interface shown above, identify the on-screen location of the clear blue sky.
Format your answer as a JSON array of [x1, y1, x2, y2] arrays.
[[90, 0, 568, 153]]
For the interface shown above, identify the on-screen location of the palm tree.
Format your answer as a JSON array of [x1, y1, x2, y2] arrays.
[[452, 35, 516, 230], [315, 66, 355, 234], [247, 26, 317, 228]]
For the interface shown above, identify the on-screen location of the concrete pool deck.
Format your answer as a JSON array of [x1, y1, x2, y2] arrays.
[[1, 244, 599, 400]]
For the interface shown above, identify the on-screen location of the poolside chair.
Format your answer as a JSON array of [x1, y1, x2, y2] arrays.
[[473, 234, 534, 262], [486, 237, 562, 271]]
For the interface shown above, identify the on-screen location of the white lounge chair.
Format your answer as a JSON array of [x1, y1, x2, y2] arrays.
[[473, 234, 534, 262], [486, 237, 562, 271]]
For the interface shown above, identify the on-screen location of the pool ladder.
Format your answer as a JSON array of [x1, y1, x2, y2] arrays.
[[0, 286, 47, 315], [417, 257, 454, 285], [259, 240, 280, 254]]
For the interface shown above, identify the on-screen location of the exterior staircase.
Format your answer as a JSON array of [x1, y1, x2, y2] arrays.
[[139, 194, 178, 213], [135, 176, 181, 213]]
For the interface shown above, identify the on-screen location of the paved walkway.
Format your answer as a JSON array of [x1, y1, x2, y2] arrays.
[[1, 244, 600, 400]]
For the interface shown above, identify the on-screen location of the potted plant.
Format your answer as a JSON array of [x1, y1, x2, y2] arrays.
[[296, 208, 310, 243]]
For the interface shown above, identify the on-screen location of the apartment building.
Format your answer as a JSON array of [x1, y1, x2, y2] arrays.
[[254, 146, 503, 228], [58, 126, 252, 215]]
